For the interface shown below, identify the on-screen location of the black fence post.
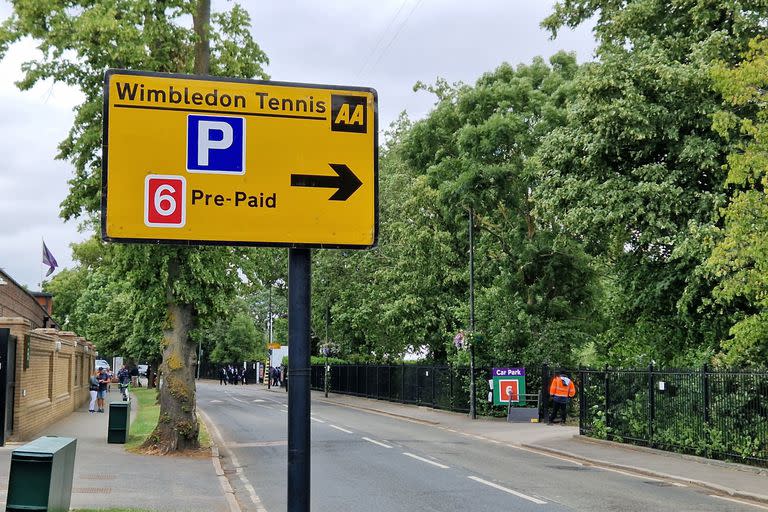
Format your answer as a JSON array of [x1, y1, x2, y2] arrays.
[[702, 364, 710, 424], [648, 363, 655, 448], [604, 366, 610, 437], [539, 364, 549, 422], [702, 363, 711, 458], [432, 365, 436, 408], [450, 366, 454, 412], [401, 363, 405, 404]]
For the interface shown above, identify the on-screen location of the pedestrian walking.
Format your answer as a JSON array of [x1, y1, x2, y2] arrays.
[[88, 370, 99, 413], [117, 364, 131, 401], [219, 367, 228, 385], [548, 370, 576, 425], [96, 367, 110, 413]]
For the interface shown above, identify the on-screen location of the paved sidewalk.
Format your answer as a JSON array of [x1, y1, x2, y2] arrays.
[[0, 388, 230, 512], [310, 389, 768, 505]]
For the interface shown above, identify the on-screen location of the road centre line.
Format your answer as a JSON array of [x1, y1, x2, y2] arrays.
[[402, 452, 450, 469], [468, 476, 547, 505], [709, 495, 768, 510], [362, 437, 392, 449], [310, 417, 325, 423], [329, 424, 354, 434]]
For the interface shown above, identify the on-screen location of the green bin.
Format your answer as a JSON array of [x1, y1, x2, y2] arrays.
[[108, 400, 130, 443], [6, 436, 77, 512]]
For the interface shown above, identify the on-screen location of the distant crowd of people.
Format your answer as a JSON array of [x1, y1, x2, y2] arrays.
[[219, 365, 248, 385], [268, 366, 284, 387], [217, 365, 286, 388]]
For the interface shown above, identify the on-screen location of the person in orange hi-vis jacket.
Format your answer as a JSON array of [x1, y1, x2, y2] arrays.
[[548, 370, 576, 425]]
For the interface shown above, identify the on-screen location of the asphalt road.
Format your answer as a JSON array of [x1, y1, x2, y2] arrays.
[[197, 382, 763, 512]]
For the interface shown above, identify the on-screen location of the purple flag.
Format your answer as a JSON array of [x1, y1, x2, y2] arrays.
[[42, 242, 58, 277]]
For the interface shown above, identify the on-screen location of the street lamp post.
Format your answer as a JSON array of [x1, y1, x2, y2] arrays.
[[468, 208, 477, 420]]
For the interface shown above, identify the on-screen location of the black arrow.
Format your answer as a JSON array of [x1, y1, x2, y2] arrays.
[[290, 163, 363, 201]]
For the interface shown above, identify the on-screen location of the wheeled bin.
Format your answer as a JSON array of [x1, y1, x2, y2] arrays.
[[108, 400, 130, 443], [6, 436, 77, 511]]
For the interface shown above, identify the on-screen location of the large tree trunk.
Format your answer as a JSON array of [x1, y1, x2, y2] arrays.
[[141, 0, 211, 455], [142, 255, 200, 453]]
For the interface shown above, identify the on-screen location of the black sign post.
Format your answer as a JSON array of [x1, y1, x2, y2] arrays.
[[288, 248, 311, 511]]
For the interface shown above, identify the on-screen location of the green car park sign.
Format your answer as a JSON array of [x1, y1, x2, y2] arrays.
[[492, 367, 526, 406]]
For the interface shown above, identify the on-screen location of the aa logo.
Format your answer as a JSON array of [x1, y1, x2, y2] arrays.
[[331, 95, 367, 133]]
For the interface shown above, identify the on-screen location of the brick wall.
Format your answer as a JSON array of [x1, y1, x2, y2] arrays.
[[0, 318, 95, 441], [0, 270, 50, 329]]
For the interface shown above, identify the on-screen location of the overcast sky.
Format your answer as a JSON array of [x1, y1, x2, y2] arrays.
[[0, 0, 595, 290]]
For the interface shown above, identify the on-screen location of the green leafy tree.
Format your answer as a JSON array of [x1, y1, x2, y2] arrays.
[[0, 0, 268, 452], [536, 1, 768, 365], [708, 37, 768, 364], [402, 53, 599, 367], [208, 312, 260, 363]]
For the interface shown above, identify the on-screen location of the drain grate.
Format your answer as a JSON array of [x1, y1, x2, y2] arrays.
[[73, 487, 112, 494]]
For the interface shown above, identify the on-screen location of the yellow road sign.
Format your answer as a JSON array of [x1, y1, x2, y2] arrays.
[[102, 70, 378, 248], [268, 343, 281, 350]]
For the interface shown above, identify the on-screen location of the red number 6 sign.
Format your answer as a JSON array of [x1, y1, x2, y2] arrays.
[[144, 175, 186, 227]]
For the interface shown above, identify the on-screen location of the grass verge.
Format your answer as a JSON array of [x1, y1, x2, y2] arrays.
[[126, 387, 160, 451], [125, 387, 211, 452]]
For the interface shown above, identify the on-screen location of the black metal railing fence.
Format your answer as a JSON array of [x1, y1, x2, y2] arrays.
[[310, 364, 543, 416], [578, 365, 768, 467]]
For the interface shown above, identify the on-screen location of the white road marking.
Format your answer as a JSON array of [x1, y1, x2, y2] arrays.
[[330, 424, 354, 434], [310, 417, 325, 423], [252, 399, 266, 403], [468, 476, 547, 505], [362, 437, 392, 449], [210, 400, 223, 403], [198, 408, 266, 512], [402, 452, 449, 469], [710, 495, 768, 510], [244, 483, 266, 510]]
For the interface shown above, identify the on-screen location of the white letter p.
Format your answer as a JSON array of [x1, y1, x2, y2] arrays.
[[198, 120, 233, 166]]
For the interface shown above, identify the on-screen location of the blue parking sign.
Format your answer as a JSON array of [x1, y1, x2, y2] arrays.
[[187, 114, 245, 174]]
